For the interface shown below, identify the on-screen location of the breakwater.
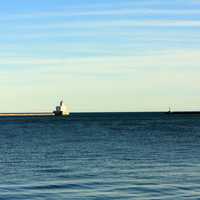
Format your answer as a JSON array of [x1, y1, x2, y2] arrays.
[[0, 112, 54, 117], [167, 111, 200, 115]]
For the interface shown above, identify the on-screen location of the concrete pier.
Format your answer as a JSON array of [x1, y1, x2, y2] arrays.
[[0, 112, 54, 117], [0, 100, 69, 117]]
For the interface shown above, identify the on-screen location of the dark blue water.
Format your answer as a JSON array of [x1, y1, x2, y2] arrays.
[[0, 112, 200, 199]]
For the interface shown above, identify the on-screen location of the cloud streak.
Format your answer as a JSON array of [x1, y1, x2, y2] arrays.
[[0, 50, 199, 70], [6, 19, 199, 31], [0, 8, 199, 21]]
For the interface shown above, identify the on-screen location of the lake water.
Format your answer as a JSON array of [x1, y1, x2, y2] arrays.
[[0, 112, 200, 199]]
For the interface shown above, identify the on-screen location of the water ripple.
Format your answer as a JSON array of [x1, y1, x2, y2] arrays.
[[0, 113, 200, 199]]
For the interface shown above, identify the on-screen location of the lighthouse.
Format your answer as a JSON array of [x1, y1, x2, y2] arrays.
[[53, 100, 69, 116]]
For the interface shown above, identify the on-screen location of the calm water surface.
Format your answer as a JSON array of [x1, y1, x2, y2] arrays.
[[0, 113, 200, 199]]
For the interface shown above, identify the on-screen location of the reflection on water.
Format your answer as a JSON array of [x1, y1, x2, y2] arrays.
[[0, 113, 200, 199]]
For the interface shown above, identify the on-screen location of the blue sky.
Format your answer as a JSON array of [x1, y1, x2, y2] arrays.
[[0, 0, 200, 112]]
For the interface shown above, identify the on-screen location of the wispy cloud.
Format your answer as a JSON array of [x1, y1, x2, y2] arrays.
[[9, 19, 199, 31], [10, 9, 200, 19], [0, 50, 199, 69], [0, 6, 200, 20]]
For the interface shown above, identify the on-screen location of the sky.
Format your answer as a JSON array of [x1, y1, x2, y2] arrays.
[[0, 0, 200, 112]]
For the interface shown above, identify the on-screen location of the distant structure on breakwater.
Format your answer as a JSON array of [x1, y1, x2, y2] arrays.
[[166, 107, 200, 115], [0, 100, 70, 117]]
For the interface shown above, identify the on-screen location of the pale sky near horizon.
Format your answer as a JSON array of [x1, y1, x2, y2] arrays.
[[0, 0, 200, 112]]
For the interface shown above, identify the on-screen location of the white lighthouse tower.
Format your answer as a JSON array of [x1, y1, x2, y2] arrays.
[[53, 100, 69, 116]]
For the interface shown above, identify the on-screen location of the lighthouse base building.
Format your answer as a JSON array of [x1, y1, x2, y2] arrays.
[[53, 101, 69, 116]]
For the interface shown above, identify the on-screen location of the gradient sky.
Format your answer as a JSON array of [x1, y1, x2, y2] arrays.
[[0, 0, 200, 112]]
